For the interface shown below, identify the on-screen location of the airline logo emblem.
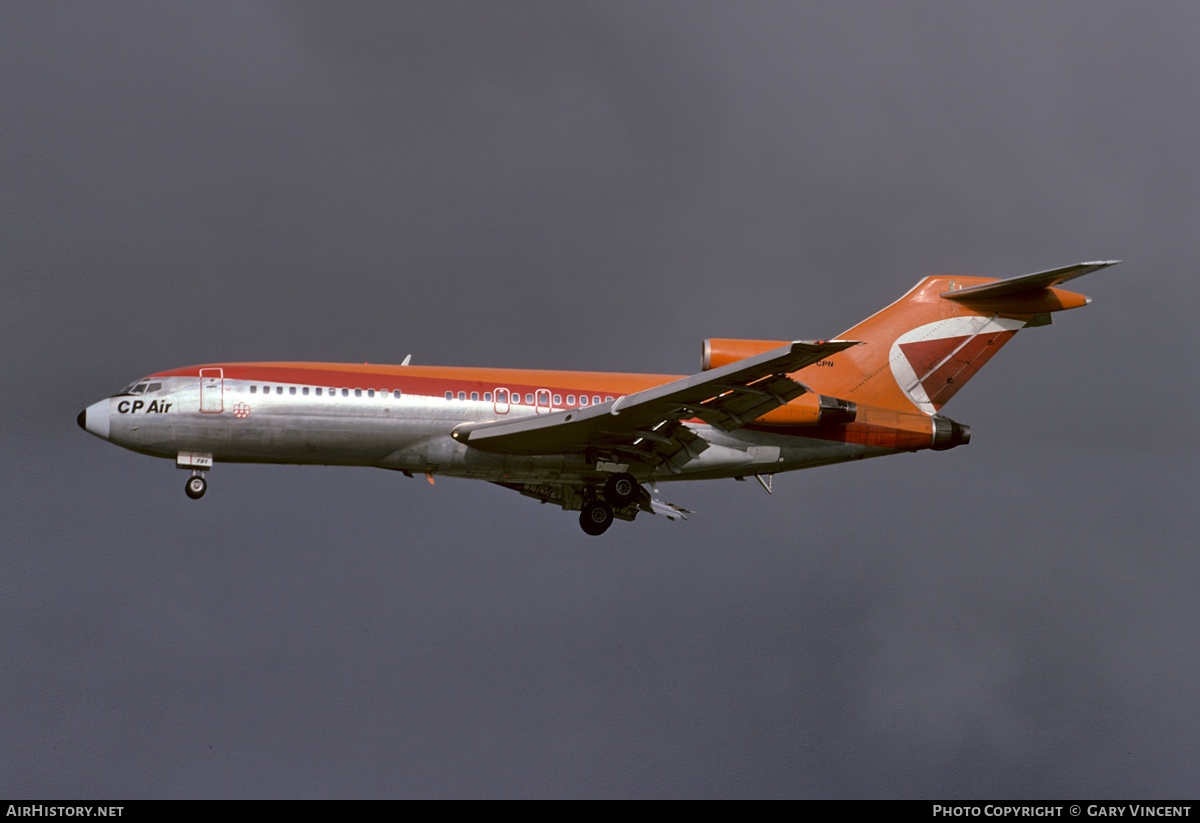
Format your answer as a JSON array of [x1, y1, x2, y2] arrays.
[[233, 402, 251, 419], [889, 316, 1024, 414]]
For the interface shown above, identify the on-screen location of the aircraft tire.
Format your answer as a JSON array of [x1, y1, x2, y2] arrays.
[[579, 500, 613, 536], [603, 472, 639, 508], [185, 475, 207, 500]]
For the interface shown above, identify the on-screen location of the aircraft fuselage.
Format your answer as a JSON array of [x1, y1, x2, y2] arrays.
[[79, 363, 893, 486]]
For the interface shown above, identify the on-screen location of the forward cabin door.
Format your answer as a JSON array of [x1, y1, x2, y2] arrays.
[[199, 368, 224, 413]]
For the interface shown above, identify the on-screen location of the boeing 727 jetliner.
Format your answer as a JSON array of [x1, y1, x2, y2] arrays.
[[78, 261, 1117, 535]]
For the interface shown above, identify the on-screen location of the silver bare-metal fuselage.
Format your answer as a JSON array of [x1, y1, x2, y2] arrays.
[[79, 372, 880, 487]]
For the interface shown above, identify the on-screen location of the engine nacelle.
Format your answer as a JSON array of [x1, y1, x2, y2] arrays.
[[754, 393, 857, 426], [930, 414, 972, 450], [701, 338, 856, 427], [701, 338, 789, 371]]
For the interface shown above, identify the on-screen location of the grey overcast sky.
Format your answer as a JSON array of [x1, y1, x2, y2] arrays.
[[2, 1, 1198, 798]]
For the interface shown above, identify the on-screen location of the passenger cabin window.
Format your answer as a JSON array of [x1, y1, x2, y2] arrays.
[[553, 394, 562, 406], [471, 392, 479, 401], [458, 391, 466, 401], [250, 386, 257, 394], [303, 387, 309, 396], [393, 390, 401, 399], [484, 392, 492, 402], [276, 386, 283, 395], [341, 389, 348, 397], [355, 389, 362, 397], [525, 393, 533, 404], [289, 386, 296, 395], [566, 395, 575, 405], [445, 391, 453, 400]]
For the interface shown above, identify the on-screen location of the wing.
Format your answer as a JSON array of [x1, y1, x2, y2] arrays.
[[453, 340, 858, 472]]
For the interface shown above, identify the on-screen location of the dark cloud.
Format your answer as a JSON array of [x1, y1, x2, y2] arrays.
[[2, 1, 1197, 797]]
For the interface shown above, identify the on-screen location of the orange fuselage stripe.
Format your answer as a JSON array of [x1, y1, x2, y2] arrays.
[[153, 362, 682, 399]]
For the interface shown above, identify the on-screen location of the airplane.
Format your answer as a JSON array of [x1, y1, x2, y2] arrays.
[[77, 261, 1118, 535]]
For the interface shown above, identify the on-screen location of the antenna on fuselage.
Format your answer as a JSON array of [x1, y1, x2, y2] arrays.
[[401, 354, 412, 366]]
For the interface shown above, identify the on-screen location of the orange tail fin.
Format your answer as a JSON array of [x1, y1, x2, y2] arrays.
[[801, 261, 1119, 415]]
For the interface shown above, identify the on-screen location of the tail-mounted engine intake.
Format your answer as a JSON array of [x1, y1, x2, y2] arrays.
[[931, 414, 971, 450], [702, 338, 788, 371]]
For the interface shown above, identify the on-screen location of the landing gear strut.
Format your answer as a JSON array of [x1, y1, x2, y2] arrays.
[[184, 473, 207, 500], [579, 500, 614, 536]]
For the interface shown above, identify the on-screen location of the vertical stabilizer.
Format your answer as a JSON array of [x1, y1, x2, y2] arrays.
[[797, 262, 1118, 415]]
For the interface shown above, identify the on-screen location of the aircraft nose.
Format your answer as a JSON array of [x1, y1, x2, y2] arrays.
[[78, 400, 111, 440]]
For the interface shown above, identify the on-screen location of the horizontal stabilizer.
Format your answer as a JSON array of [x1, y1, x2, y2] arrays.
[[942, 260, 1121, 301]]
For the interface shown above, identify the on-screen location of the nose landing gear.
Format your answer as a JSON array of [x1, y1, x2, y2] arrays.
[[184, 472, 207, 500], [177, 452, 213, 500]]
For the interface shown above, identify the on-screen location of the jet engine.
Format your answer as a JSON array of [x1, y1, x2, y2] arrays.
[[701, 338, 789, 371]]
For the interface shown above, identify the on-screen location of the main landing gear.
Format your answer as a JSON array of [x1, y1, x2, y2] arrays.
[[580, 500, 614, 536], [184, 472, 207, 500], [603, 472, 638, 507], [578, 472, 642, 536]]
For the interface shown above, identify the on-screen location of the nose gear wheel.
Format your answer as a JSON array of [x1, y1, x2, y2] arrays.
[[185, 474, 207, 499]]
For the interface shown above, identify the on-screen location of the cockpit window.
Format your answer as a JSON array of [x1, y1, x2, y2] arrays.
[[116, 380, 148, 396], [115, 379, 164, 397]]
